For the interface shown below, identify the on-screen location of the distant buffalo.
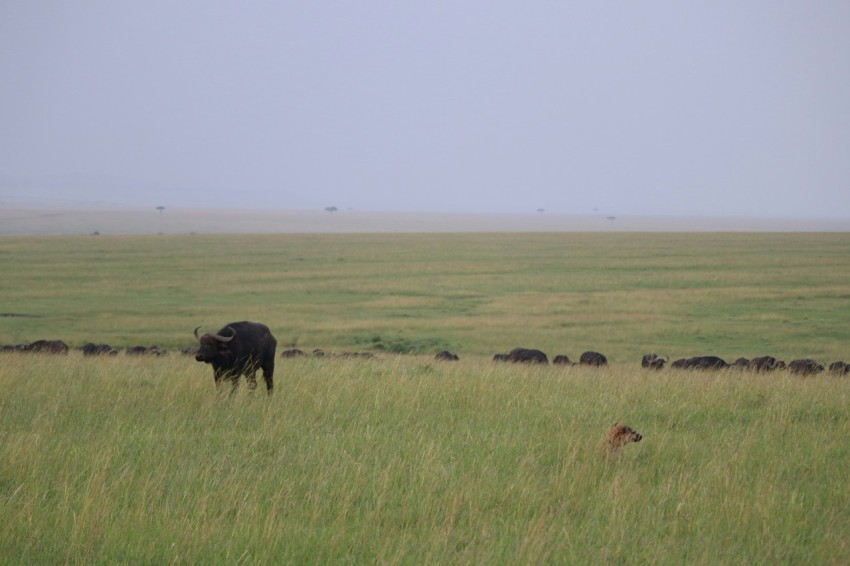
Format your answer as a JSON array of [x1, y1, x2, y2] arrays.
[[25, 340, 69, 354], [82, 343, 119, 356], [338, 352, 376, 359], [492, 353, 511, 362], [828, 361, 849, 375], [671, 356, 729, 370], [748, 356, 785, 372], [507, 348, 548, 364], [126, 345, 167, 356], [194, 321, 277, 394], [552, 355, 574, 365], [435, 350, 460, 361], [294, 348, 379, 360], [641, 353, 667, 370], [691, 356, 728, 370], [788, 359, 824, 375], [280, 348, 306, 358], [580, 351, 607, 367]]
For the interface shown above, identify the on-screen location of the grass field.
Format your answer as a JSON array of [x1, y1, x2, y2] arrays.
[[2, 231, 850, 563], [1, 232, 849, 360]]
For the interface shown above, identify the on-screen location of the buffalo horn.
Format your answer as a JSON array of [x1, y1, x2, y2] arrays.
[[211, 327, 236, 342], [194, 326, 236, 342]]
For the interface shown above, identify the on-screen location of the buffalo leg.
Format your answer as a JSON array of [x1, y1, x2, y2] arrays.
[[262, 366, 274, 395], [246, 372, 258, 391], [214, 368, 225, 389]]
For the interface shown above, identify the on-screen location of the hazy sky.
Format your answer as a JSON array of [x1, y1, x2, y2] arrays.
[[2, 2, 849, 217]]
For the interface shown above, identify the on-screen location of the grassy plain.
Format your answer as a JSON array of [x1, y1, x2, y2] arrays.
[[2, 232, 850, 563], [1, 232, 849, 360], [3, 354, 850, 563]]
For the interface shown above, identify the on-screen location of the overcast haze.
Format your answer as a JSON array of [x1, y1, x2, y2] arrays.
[[1, 2, 849, 217]]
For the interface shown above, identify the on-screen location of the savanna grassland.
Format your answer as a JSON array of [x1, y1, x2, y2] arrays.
[[2, 232, 850, 564], [2, 232, 849, 359]]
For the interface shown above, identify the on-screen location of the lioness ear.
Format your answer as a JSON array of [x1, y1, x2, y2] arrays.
[[612, 422, 620, 427]]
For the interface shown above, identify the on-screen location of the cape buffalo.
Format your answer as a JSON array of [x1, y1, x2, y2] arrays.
[[670, 356, 729, 370], [580, 351, 607, 367], [339, 351, 375, 359], [435, 350, 460, 361], [748, 356, 785, 372], [690, 356, 728, 370], [194, 321, 277, 394], [126, 345, 167, 356], [552, 355, 574, 365], [280, 348, 306, 358], [641, 353, 667, 370], [828, 361, 849, 375], [788, 359, 824, 375], [26, 340, 69, 354], [507, 347, 549, 364], [82, 343, 119, 356]]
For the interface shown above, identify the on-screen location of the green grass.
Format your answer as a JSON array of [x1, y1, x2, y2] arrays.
[[2, 232, 850, 563], [2, 354, 850, 563], [1, 232, 849, 361]]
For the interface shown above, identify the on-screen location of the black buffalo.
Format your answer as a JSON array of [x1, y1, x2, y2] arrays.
[[691, 356, 728, 370], [748, 356, 785, 372], [280, 348, 306, 358], [788, 359, 824, 375], [435, 350, 460, 361], [828, 361, 849, 375], [507, 347, 549, 364], [338, 351, 376, 359], [126, 345, 167, 356], [552, 355, 574, 365], [25, 340, 69, 354], [641, 353, 667, 370], [492, 353, 511, 362], [671, 356, 729, 370], [194, 321, 277, 394], [580, 351, 607, 367], [82, 343, 119, 356]]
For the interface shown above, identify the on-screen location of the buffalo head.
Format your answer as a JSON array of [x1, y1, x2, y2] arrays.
[[194, 326, 236, 363]]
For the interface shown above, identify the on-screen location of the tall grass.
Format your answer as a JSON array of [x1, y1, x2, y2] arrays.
[[2, 353, 850, 563], [2, 232, 850, 562]]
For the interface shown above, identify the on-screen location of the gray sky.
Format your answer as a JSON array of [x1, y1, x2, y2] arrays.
[[1, 2, 849, 217]]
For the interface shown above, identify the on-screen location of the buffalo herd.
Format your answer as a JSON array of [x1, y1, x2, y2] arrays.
[[486, 348, 846, 375], [3, 331, 848, 381], [1, 339, 71, 354], [1, 340, 167, 356]]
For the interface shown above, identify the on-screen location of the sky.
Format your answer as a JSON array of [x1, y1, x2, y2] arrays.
[[1, 2, 849, 217]]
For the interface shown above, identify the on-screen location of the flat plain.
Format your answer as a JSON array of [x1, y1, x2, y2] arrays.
[[1, 227, 849, 563], [3, 206, 850, 236]]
